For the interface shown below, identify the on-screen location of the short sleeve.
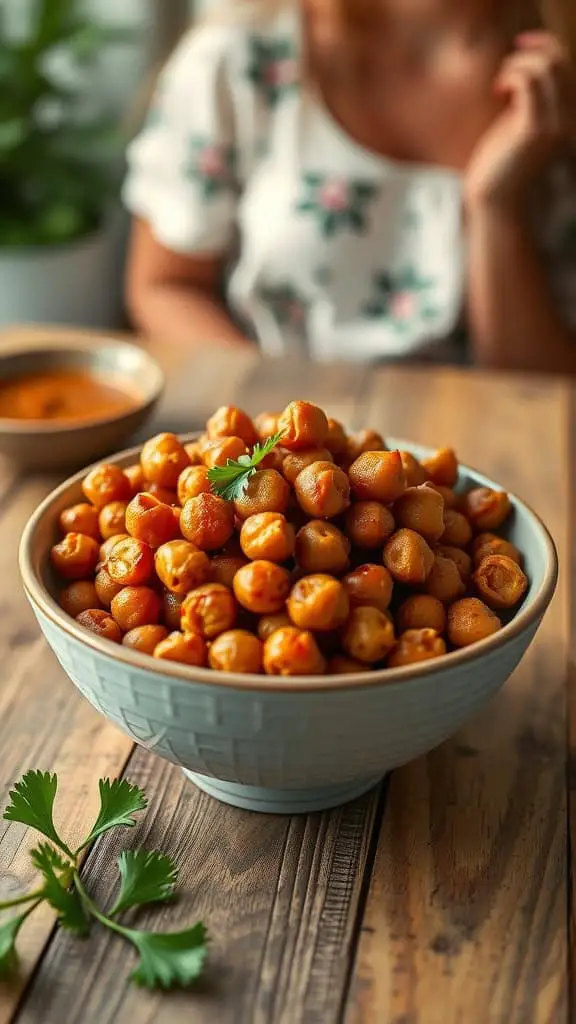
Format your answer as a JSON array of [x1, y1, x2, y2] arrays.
[[537, 160, 576, 329], [123, 25, 239, 255]]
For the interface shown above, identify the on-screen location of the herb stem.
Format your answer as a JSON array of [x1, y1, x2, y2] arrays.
[[73, 873, 131, 939], [0, 889, 44, 911]]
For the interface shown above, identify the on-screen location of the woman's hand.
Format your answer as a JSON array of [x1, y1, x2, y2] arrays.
[[465, 32, 576, 209]]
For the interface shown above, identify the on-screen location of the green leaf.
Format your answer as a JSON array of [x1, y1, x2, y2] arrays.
[[207, 431, 284, 502], [30, 844, 89, 937], [110, 851, 178, 917], [78, 779, 147, 851], [0, 119, 27, 154], [3, 771, 73, 858], [0, 911, 29, 977], [126, 923, 208, 989]]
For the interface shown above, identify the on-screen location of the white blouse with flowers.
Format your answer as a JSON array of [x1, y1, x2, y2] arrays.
[[123, 6, 576, 363]]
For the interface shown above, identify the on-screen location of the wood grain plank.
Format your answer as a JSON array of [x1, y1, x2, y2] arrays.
[[346, 368, 570, 1024]]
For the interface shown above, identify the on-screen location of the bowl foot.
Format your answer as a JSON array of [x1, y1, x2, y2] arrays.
[[182, 771, 382, 814]]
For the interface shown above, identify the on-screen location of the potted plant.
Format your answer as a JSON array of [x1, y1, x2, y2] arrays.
[[0, 0, 134, 329]]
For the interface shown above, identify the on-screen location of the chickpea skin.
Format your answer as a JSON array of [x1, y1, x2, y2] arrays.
[[233, 561, 292, 614], [342, 607, 396, 664], [181, 583, 237, 639], [51, 533, 100, 581], [257, 612, 293, 641], [472, 533, 522, 567], [295, 520, 351, 574], [387, 629, 447, 668], [153, 631, 208, 667], [345, 429, 386, 464], [59, 503, 100, 541], [462, 488, 511, 531], [397, 594, 447, 634], [76, 609, 122, 643], [207, 405, 258, 446], [342, 564, 394, 612], [399, 451, 429, 488], [440, 509, 473, 549], [282, 447, 334, 485], [59, 581, 102, 619], [126, 493, 181, 549], [345, 502, 395, 550], [82, 464, 132, 509], [125, 463, 145, 496], [180, 493, 235, 550], [123, 625, 169, 656], [349, 450, 406, 504], [383, 529, 435, 585], [422, 448, 459, 487], [209, 630, 264, 674], [240, 513, 296, 563], [106, 537, 154, 586], [263, 627, 326, 676], [177, 465, 212, 504], [436, 544, 473, 582], [140, 433, 190, 489], [473, 555, 528, 609], [425, 555, 466, 604], [202, 436, 248, 470], [110, 586, 162, 633], [155, 539, 211, 596], [447, 598, 502, 648], [162, 590, 184, 631], [98, 501, 128, 541], [94, 567, 123, 607], [394, 485, 445, 543], [294, 461, 350, 518], [325, 418, 348, 458], [254, 411, 281, 440], [277, 400, 330, 451], [287, 575, 350, 632], [209, 554, 249, 589], [426, 484, 458, 509], [233, 469, 290, 520]]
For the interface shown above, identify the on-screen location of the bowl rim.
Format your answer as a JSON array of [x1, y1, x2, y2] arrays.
[[0, 337, 165, 434], [19, 435, 559, 695]]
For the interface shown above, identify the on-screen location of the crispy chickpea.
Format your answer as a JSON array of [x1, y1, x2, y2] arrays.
[[181, 583, 237, 638], [207, 405, 258, 446], [99, 533, 130, 563], [126, 493, 180, 549], [387, 629, 447, 668], [349, 450, 406, 504], [110, 586, 162, 633], [147, 483, 179, 506], [162, 590, 184, 631], [436, 545, 473, 582], [76, 609, 122, 643], [399, 451, 429, 488], [233, 560, 291, 614], [254, 411, 281, 440], [59, 503, 100, 541], [282, 447, 334, 485], [328, 655, 370, 674], [59, 580, 102, 618], [177, 465, 211, 504], [448, 598, 502, 648], [153, 631, 208, 666], [472, 533, 522, 567], [125, 463, 145, 496], [345, 429, 386, 463], [257, 612, 293, 641], [426, 484, 458, 509], [295, 520, 351, 574], [202, 436, 248, 470], [240, 513, 296, 563], [325, 418, 348, 458], [263, 627, 326, 676], [440, 509, 473, 549], [184, 441, 203, 465], [154, 539, 211, 596], [277, 400, 330, 451], [106, 537, 154, 586], [98, 501, 128, 541], [140, 433, 189, 489], [345, 501, 395, 550], [82, 464, 132, 509], [397, 594, 446, 634], [180, 493, 235, 550], [209, 554, 249, 588], [51, 533, 100, 580], [422, 448, 458, 487], [393, 485, 445, 543], [342, 564, 394, 612], [383, 529, 435, 585], [462, 487, 511, 532], [95, 567, 123, 607], [473, 555, 528, 609], [209, 630, 263, 673], [122, 625, 169, 656], [233, 469, 290, 520], [426, 555, 466, 604], [287, 575, 349, 632], [342, 606, 396, 664], [294, 461, 350, 518]]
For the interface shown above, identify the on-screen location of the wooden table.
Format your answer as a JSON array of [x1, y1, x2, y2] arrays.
[[0, 327, 572, 1024]]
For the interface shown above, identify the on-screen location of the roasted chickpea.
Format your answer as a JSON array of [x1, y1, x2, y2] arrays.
[[387, 629, 447, 668], [233, 560, 292, 614], [76, 609, 122, 643], [202, 436, 248, 470], [342, 606, 396, 664], [287, 575, 349, 632], [209, 554, 249, 588], [281, 447, 333, 485], [125, 463, 145, 496], [106, 537, 154, 586], [426, 555, 466, 604], [153, 539, 210, 596], [342, 564, 393, 612], [147, 483, 179, 506], [263, 627, 326, 676], [122, 625, 169, 656], [295, 520, 351, 574], [209, 630, 263, 673], [59, 580, 102, 618], [110, 586, 162, 633], [181, 583, 237, 638], [233, 469, 290, 520], [472, 533, 522, 567], [59, 503, 100, 541], [153, 631, 208, 666], [98, 501, 128, 541], [349, 450, 406, 504], [257, 612, 293, 641], [440, 509, 473, 549], [207, 405, 258, 446], [294, 461, 350, 518], [140, 433, 189, 489], [177, 465, 211, 504], [383, 529, 435, 585], [95, 567, 123, 607], [447, 598, 502, 648], [99, 533, 130, 563], [399, 451, 429, 488], [82, 464, 131, 508], [162, 590, 184, 631], [51, 533, 100, 580], [184, 441, 203, 465], [240, 513, 296, 563], [422, 448, 458, 487], [436, 545, 473, 581], [126, 493, 180, 549], [397, 594, 446, 634], [180, 493, 235, 550], [254, 411, 280, 440], [345, 501, 395, 550], [473, 555, 528, 609], [462, 488, 511, 531], [328, 655, 370, 674], [325, 418, 348, 458], [426, 484, 458, 509], [345, 429, 386, 464], [393, 485, 445, 543], [277, 400, 330, 451]]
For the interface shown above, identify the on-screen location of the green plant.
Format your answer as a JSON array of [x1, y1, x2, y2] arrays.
[[207, 432, 285, 501], [0, 0, 133, 247]]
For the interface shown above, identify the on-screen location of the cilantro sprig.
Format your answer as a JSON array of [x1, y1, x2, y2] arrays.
[[207, 431, 284, 502], [0, 771, 207, 989]]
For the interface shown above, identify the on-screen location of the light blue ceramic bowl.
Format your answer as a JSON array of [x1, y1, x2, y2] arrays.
[[19, 438, 558, 814]]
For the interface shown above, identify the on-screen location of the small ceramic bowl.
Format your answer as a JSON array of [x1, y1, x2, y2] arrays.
[[19, 438, 558, 815], [0, 337, 164, 472]]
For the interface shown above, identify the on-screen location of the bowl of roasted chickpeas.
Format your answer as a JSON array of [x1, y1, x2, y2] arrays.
[[19, 401, 557, 814]]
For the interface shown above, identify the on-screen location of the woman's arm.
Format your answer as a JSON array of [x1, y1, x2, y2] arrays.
[[126, 220, 253, 350]]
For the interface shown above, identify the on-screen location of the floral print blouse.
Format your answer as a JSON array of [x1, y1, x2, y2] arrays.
[[124, 7, 576, 363]]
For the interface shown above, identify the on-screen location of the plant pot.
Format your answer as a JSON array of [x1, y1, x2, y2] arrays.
[[0, 217, 125, 331]]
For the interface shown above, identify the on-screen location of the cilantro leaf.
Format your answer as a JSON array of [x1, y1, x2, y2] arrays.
[[30, 843, 89, 937], [110, 851, 178, 917], [126, 922, 208, 989], [0, 904, 39, 977], [3, 771, 73, 858], [78, 779, 147, 852], [207, 431, 284, 502]]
